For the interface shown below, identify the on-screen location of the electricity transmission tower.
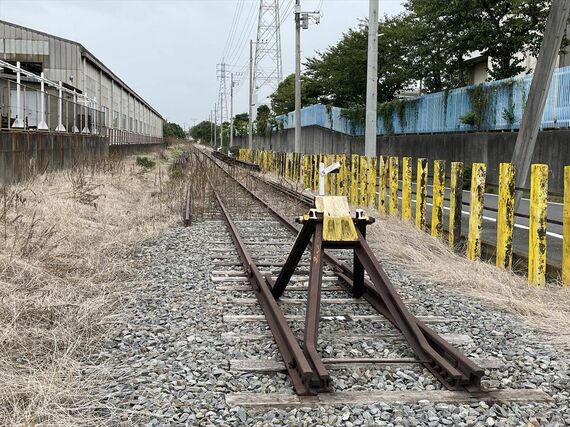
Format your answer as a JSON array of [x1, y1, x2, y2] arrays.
[[217, 61, 229, 148], [252, 0, 283, 107]]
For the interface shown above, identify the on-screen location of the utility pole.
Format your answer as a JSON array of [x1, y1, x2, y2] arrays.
[[511, 0, 570, 210], [230, 72, 238, 148], [294, 2, 320, 153], [294, 0, 302, 153], [214, 103, 218, 148], [249, 40, 254, 150], [210, 111, 213, 146], [219, 88, 224, 149], [364, 0, 379, 157]]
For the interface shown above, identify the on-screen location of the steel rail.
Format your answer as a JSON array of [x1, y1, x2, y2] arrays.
[[202, 148, 483, 392], [202, 160, 322, 395]]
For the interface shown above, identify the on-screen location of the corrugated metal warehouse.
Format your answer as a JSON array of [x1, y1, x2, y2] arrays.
[[0, 19, 163, 143]]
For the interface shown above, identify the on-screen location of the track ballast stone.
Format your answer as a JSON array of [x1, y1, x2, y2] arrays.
[[97, 218, 570, 426]]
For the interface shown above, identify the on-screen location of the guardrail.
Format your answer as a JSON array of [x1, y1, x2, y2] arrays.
[[238, 148, 569, 287]]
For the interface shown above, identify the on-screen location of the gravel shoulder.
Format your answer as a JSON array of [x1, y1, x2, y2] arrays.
[[99, 219, 570, 426]]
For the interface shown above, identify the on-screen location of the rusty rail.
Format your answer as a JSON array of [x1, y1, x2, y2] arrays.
[[202, 149, 484, 394]]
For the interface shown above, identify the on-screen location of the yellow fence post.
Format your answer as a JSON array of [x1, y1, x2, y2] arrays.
[[401, 157, 412, 221], [415, 158, 428, 229], [350, 155, 359, 205], [377, 156, 388, 214], [528, 164, 548, 286], [367, 156, 378, 208], [496, 163, 516, 269], [313, 154, 319, 192], [448, 162, 464, 248], [333, 154, 342, 196], [562, 166, 570, 286], [466, 163, 486, 261], [302, 155, 309, 189], [359, 156, 368, 207], [324, 154, 332, 195], [431, 160, 446, 237], [389, 156, 399, 216]]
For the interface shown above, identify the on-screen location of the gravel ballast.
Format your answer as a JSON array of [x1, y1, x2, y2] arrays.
[[98, 218, 570, 426]]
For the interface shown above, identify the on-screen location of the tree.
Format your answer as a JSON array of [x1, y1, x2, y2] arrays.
[[304, 19, 416, 108], [163, 121, 186, 139], [404, 0, 556, 87], [255, 105, 271, 136], [189, 120, 216, 143], [232, 113, 249, 137], [270, 73, 322, 115]]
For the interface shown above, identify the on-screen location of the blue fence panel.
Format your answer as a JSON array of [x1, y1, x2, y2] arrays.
[[274, 65, 570, 136]]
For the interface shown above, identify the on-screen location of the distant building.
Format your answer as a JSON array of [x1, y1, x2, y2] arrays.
[[464, 28, 570, 86], [0, 20, 163, 143]]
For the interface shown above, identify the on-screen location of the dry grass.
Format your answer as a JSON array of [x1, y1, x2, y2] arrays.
[[0, 146, 188, 426], [365, 212, 570, 349]]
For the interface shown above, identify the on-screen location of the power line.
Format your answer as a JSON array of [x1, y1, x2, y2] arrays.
[[222, 0, 245, 60]]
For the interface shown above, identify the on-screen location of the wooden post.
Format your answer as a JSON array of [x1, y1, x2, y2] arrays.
[[415, 158, 428, 230], [378, 155, 388, 214], [496, 163, 516, 269], [448, 162, 464, 248], [528, 164, 548, 286], [431, 160, 446, 237], [562, 166, 570, 286], [350, 154, 359, 205], [367, 156, 378, 208], [466, 163, 486, 261], [389, 156, 399, 216], [401, 157, 412, 221]]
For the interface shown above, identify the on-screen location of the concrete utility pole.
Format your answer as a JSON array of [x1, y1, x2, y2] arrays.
[[230, 72, 234, 148], [294, 0, 302, 153], [511, 0, 570, 210], [248, 40, 254, 150], [364, 0, 379, 157], [213, 104, 218, 148], [210, 111, 213, 146]]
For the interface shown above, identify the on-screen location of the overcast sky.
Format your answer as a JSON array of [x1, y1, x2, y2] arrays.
[[0, 0, 405, 128]]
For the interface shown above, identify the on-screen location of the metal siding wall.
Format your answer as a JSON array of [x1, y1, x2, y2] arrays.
[[275, 65, 570, 136]]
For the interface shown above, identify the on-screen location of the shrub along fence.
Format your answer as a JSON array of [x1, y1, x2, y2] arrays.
[[238, 148, 569, 287]]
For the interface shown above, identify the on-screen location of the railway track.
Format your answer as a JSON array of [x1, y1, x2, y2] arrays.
[[197, 148, 553, 408]]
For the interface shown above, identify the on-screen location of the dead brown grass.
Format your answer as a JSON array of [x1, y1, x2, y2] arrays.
[[0, 146, 187, 426], [365, 212, 570, 349]]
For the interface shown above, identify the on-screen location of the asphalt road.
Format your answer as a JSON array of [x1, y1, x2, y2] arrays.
[[391, 182, 563, 270]]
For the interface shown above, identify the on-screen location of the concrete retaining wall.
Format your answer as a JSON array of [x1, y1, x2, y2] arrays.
[[109, 143, 164, 157], [233, 127, 570, 194], [0, 131, 108, 184]]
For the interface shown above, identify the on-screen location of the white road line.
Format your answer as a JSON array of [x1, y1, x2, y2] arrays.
[[402, 181, 564, 206], [395, 196, 563, 240]]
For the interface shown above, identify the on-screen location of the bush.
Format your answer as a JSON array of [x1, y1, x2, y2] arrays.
[[229, 146, 241, 157], [459, 112, 478, 127], [136, 156, 156, 169]]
